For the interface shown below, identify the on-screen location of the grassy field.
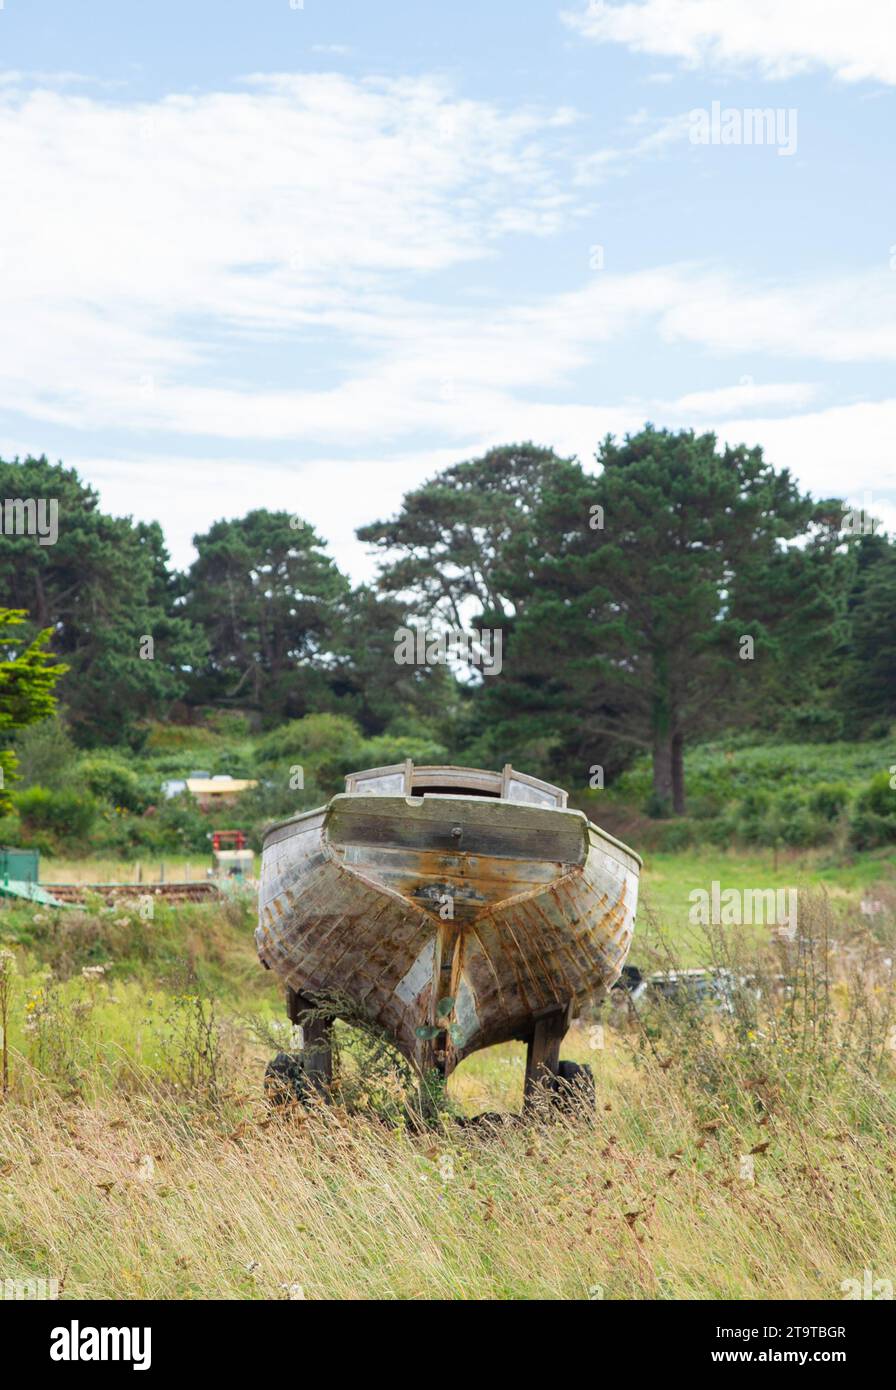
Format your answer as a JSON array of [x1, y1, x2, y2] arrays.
[[637, 846, 896, 957], [1, 851, 894, 1300], [40, 856, 212, 885]]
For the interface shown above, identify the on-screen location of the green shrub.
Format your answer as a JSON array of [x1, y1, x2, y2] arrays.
[[644, 791, 672, 820], [12, 718, 79, 791], [861, 769, 896, 818], [849, 770, 896, 848], [778, 704, 844, 743], [849, 808, 896, 850], [256, 713, 365, 790], [15, 786, 96, 840], [656, 820, 694, 851], [777, 807, 823, 848], [358, 731, 449, 770], [685, 791, 725, 820], [735, 789, 771, 846], [77, 755, 144, 812], [808, 782, 851, 821]]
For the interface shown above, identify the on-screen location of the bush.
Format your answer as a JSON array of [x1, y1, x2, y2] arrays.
[[77, 755, 144, 812], [359, 731, 449, 770], [15, 786, 97, 840], [849, 770, 896, 848], [778, 704, 844, 743], [91, 794, 212, 857], [656, 820, 694, 851], [685, 791, 725, 820], [11, 718, 79, 791], [734, 789, 771, 846], [861, 769, 896, 818], [808, 782, 851, 821], [849, 809, 896, 851], [777, 806, 823, 848], [255, 712, 365, 783], [644, 791, 671, 820]]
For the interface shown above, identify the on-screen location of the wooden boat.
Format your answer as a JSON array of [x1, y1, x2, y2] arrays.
[[256, 762, 641, 1098]]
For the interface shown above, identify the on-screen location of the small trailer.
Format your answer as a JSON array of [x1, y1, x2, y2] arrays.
[[210, 829, 255, 880], [255, 763, 641, 1112]]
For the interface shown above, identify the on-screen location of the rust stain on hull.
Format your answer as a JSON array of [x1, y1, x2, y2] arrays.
[[256, 794, 640, 1075]]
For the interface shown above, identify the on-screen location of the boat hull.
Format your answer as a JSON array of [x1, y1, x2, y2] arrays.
[[256, 793, 640, 1074]]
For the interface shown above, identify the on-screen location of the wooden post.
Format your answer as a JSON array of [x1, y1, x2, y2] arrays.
[[286, 985, 333, 1091], [524, 1000, 573, 1111]]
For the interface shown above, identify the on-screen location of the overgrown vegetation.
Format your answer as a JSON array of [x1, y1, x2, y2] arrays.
[[5, 710, 893, 860], [594, 735, 896, 851], [0, 888, 893, 1299]]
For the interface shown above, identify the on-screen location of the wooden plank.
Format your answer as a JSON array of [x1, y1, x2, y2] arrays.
[[286, 986, 333, 1090], [327, 800, 587, 864], [337, 841, 570, 885], [523, 1000, 573, 1108]]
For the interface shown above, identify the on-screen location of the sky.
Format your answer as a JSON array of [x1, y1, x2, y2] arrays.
[[1, 0, 894, 580]]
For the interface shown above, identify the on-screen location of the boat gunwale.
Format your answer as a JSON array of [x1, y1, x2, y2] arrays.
[[261, 792, 643, 869]]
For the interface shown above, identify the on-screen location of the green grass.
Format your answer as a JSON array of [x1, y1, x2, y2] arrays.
[[0, 866, 894, 1300], [637, 846, 896, 960], [0, 878, 889, 1301]]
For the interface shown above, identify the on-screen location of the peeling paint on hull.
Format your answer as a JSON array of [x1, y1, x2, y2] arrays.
[[256, 793, 640, 1076]]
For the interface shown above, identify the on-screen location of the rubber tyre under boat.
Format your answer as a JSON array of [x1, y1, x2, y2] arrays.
[[551, 1060, 595, 1113], [264, 1051, 329, 1107]]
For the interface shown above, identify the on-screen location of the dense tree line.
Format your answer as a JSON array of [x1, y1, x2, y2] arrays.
[[1, 431, 893, 812]]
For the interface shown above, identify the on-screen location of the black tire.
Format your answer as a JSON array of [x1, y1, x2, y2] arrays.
[[553, 1059, 596, 1113], [264, 1051, 317, 1107]]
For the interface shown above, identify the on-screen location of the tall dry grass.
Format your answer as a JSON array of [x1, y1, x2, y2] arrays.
[[0, 892, 893, 1300]]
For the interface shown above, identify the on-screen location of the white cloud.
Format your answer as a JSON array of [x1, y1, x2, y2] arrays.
[[714, 399, 896, 535], [3, 72, 894, 456], [3, 67, 895, 578], [563, 1, 896, 85], [667, 381, 819, 415], [67, 393, 896, 581], [654, 269, 896, 362], [0, 73, 581, 432], [73, 446, 479, 580], [574, 109, 692, 182]]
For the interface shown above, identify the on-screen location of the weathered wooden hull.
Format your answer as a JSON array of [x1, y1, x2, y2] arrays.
[[256, 793, 640, 1075]]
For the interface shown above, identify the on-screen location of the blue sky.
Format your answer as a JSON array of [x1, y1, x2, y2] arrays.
[[1, 0, 894, 577]]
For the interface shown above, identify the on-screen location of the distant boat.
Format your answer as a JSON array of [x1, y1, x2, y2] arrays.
[[256, 762, 641, 1090]]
